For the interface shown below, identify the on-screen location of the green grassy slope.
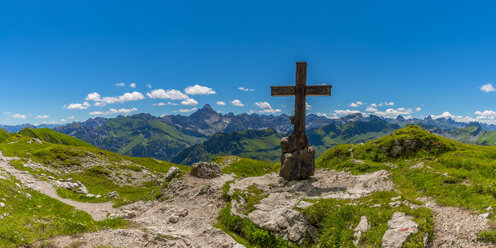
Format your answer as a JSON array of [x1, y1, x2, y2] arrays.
[[172, 129, 284, 165], [0, 170, 126, 247], [308, 115, 400, 157], [214, 156, 280, 178], [96, 116, 205, 161], [317, 125, 496, 211], [19, 128, 95, 148], [0, 129, 9, 143], [0, 129, 189, 207]]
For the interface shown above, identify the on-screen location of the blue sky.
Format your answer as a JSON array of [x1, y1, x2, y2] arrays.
[[1, 0, 496, 125]]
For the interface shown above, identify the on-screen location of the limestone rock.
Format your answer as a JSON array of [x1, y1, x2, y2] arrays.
[[165, 166, 181, 180], [382, 212, 418, 248], [190, 162, 222, 179], [76, 184, 89, 194], [354, 216, 370, 246]]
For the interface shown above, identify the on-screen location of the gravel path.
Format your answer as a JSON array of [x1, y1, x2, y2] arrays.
[[0, 151, 115, 221], [49, 174, 245, 248], [420, 197, 495, 248]]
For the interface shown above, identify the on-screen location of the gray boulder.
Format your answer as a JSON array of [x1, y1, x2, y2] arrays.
[[107, 191, 120, 199], [190, 162, 222, 179]]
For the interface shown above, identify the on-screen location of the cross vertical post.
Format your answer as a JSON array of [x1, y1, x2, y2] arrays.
[[270, 62, 332, 180], [294, 62, 308, 148]]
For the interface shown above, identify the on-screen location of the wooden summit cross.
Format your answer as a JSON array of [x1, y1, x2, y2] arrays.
[[271, 62, 332, 179]]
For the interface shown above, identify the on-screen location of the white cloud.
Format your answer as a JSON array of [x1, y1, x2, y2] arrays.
[[147, 89, 189, 100], [146, 84, 152, 89], [130, 83, 136, 88], [116, 82, 125, 87], [373, 108, 412, 118], [60, 118, 67, 122], [481, 83, 496, 93], [306, 102, 312, 110], [385, 102, 395, 106], [254, 101, 281, 114], [238, 87, 255, 92], [89, 111, 104, 115], [85, 92, 144, 106], [349, 101, 364, 107], [475, 110, 496, 122], [66, 102, 90, 110], [85, 92, 101, 101], [370, 103, 378, 108], [181, 98, 198, 106], [89, 107, 138, 116], [153, 102, 166, 106], [2, 112, 11, 115], [12, 113, 26, 119], [416, 107, 422, 112], [67, 116, 76, 120], [216, 101, 226, 106], [184, 84, 216, 95], [431, 112, 476, 123], [174, 107, 198, 113], [259, 108, 281, 114], [35, 115, 49, 119], [334, 109, 361, 115], [366, 106, 378, 112], [254, 102, 272, 109], [231, 99, 244, 107]]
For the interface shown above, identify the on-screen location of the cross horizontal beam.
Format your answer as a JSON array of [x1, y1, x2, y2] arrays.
[[271, 85, 332, 96]]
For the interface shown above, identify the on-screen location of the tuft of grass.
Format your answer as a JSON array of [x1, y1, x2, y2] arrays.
[[478, 230, 496, 244], [231, 185, 268, 214], [215, 156, 280, 178]]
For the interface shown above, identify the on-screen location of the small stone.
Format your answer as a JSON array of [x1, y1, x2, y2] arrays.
[[96, 195, 101, 198], [169, 214, 179, 223], [389, 201, 401, 207], [76, 185, 89, 194], [48, 176, 54, 180], [25, 193, 31, 199], [354, 216, 370, 246], [107, 191, 120, 199], [295, 201, 314, 209], [86, 194, 95, 198], [0, 202, 4, 207], [391, 196, 401, 201], [487, 206, 493, 211], [178, 209, 189, 217], [190, 162, 222, 179], [480, 213, 490, 219]]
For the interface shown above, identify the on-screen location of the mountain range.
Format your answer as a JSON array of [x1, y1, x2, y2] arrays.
[[3, 104, 496, 164]]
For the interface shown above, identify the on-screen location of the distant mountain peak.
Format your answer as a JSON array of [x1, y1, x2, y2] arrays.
[[201, 104, 213, 111]]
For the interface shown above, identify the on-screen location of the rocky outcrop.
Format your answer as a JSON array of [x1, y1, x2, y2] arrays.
[[279, 136, 315, 180], [190, 162, 222, 179]]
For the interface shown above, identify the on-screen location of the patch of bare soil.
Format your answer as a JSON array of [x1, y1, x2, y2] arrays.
[[420, 197, 495, 248]]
